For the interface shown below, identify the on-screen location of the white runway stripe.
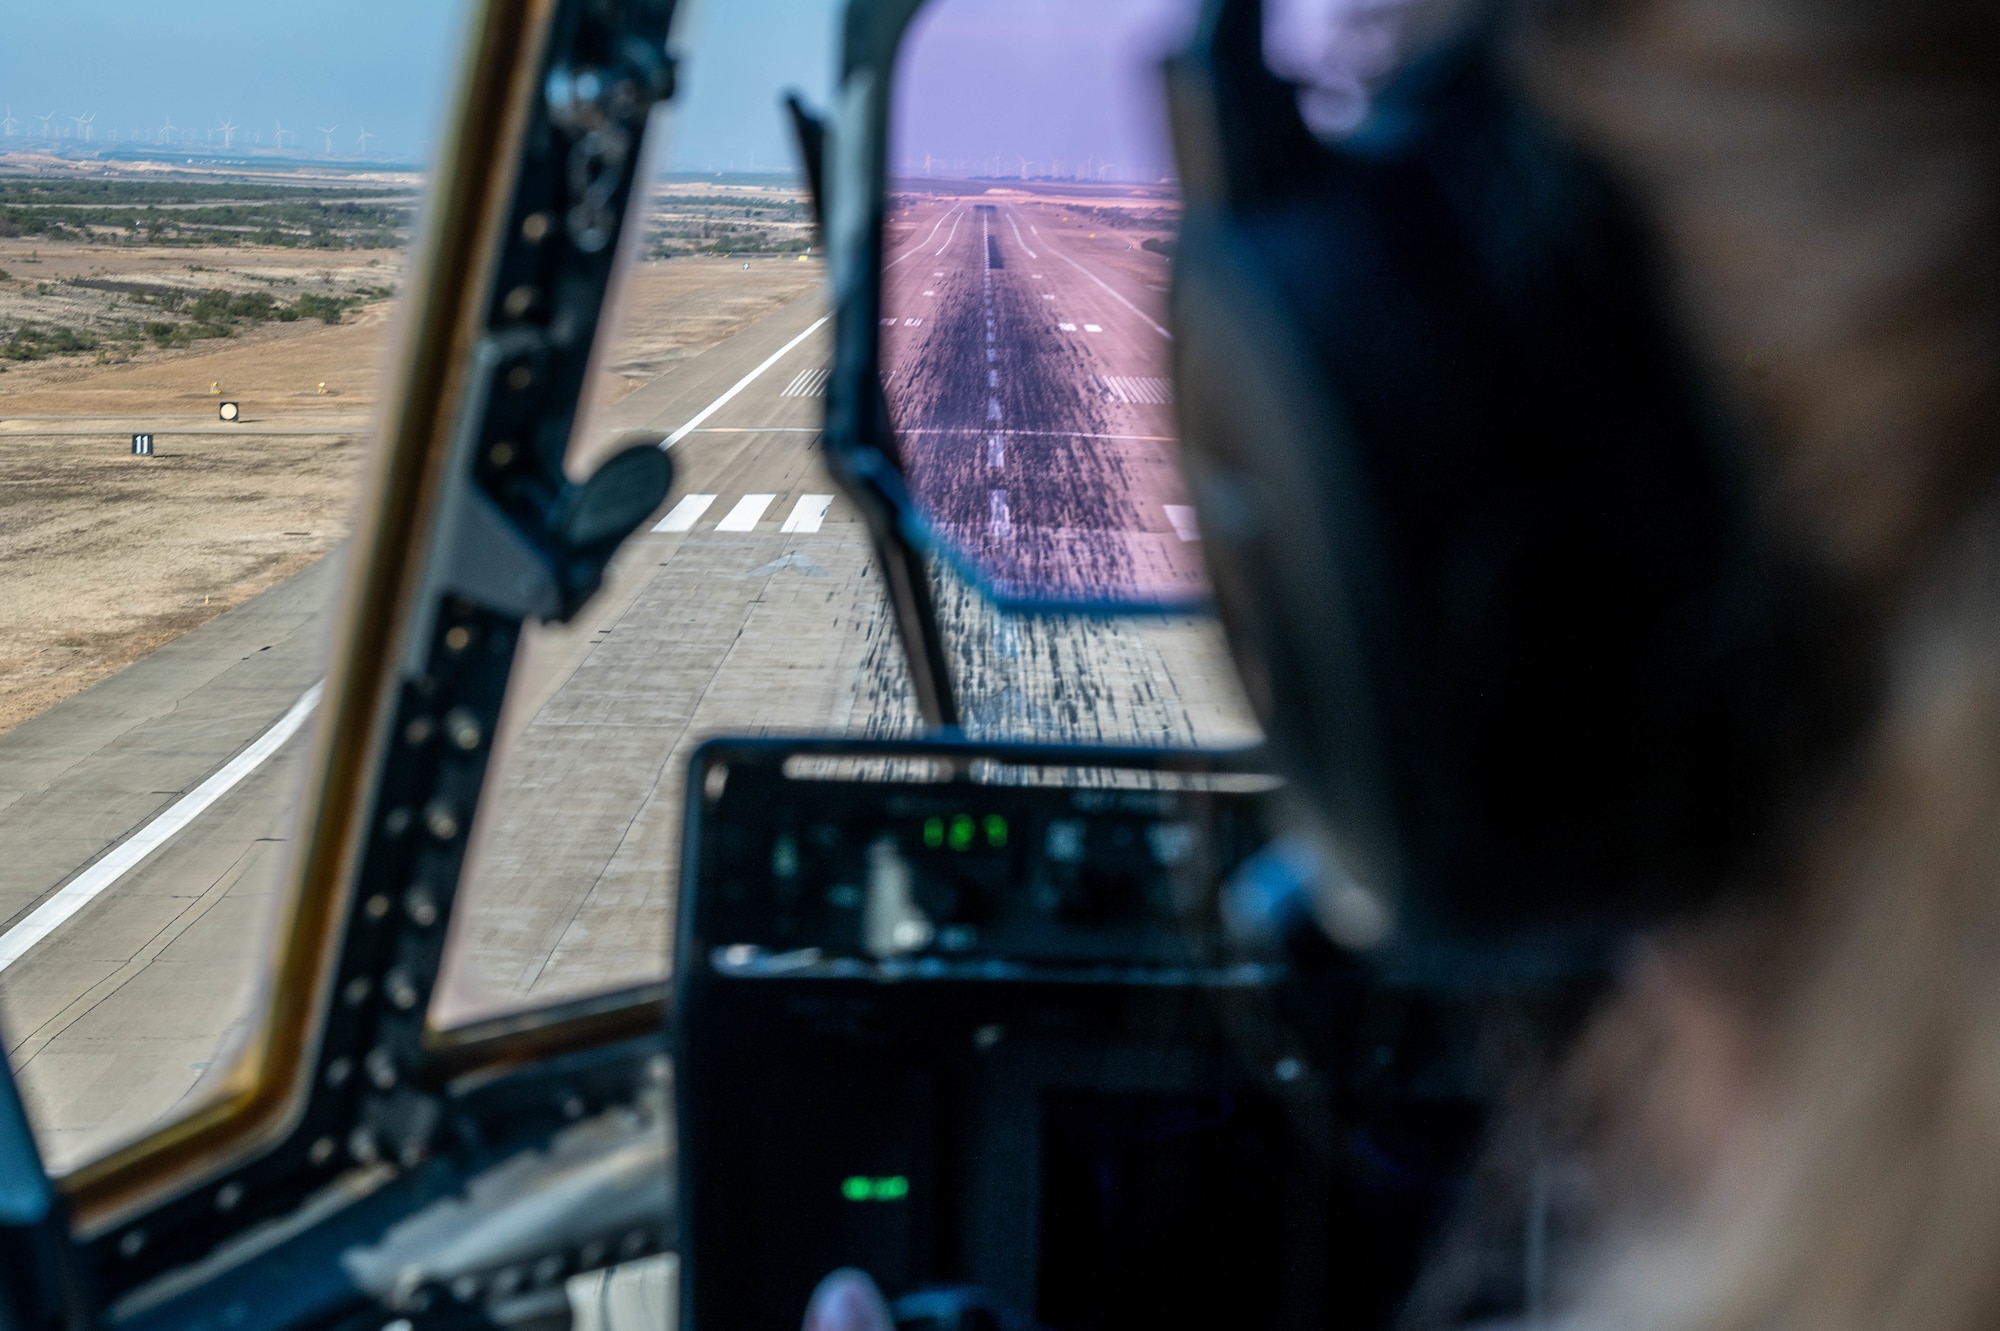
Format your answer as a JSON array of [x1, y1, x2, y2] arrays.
[[1043, 235, 1173, 339], [716, 494, 776, 531], [0, 682, 325, 972], [781, 494, 835, 533], [664, 315, 830, 446], [653, 493, 716, 532], [1096, 375, 1175, 405], [935, 209, 965, 254], [990, 490, 1012, 540], [1164, 505, 1201, 542], [887, 207, 961, 270], [1006, 210, 1039, 258], [780, 366, 831, 398]]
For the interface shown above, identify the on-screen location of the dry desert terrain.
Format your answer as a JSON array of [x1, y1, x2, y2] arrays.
[[0, 237, 823, 731]]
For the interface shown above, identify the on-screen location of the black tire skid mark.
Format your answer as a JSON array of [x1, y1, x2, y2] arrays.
[[888, 210, 1141, 599]]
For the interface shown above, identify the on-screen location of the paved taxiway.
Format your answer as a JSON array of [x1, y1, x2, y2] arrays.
[[0, 217, 1255, 1169]]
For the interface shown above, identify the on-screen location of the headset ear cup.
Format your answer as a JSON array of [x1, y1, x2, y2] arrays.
[[1173, 220, 1403, 924]]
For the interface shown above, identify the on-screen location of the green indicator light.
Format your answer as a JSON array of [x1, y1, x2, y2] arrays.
[[840, 1175, 910, 1202], [923, 817, 944, 849], [949, 814, 975, 851], [983, 814, 1007, 848]]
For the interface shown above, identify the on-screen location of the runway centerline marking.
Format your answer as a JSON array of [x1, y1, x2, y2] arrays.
[[0, 682, 325, 973], [653, 493, 716, 532], [716, 494, 776, 531], [664, 314, 829, 446], [781, 494, 835, 533]]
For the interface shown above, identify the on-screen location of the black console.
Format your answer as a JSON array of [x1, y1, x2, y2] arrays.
[[673, 738, 1493, 1331]]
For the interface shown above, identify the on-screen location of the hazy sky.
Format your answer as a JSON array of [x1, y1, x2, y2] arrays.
[[0, 0, 1198, 179], [0, 0, 840, 171], [663, 0, 842, 173], [892, 0, 1197, 182], [0, 1, 471, 159]]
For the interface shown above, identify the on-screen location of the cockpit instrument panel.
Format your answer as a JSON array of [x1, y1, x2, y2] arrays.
[[675, 739, 1409, 1331], [685, 740, 1278, 974]]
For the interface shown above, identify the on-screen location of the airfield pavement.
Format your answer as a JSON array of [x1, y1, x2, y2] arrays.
[[0, 195, 1256, 1170]]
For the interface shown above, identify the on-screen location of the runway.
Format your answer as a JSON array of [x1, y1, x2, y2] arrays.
[[880, 191, 1198, 604], [0, 219, 1255, 1169]]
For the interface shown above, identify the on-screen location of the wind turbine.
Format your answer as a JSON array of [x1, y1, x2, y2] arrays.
[[74, 113, 95, 144], [273, 119, 293, 150], [1, 108, 18, 137], [34, 111, 54, 140], [355, 124, 375, 154], [318, 124, 338, 154], [217, 119, 239, 150], [158, 113, 177, 145]]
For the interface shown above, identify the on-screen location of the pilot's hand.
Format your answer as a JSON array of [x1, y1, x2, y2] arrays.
[[804, 1269, 895, 1331]]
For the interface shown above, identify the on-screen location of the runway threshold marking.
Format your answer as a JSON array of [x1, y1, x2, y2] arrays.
[[780, 366, 831, 398], [654, 493, 717, 532], [0, 682, 325, 973], [781, 494, 835, 533], [1164, 505, 1202, 542], [663, 315, 830, 447], [716, 494, 776, 531]]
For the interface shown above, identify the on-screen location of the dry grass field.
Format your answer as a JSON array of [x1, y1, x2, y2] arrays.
[[0, 235, 824, 732]]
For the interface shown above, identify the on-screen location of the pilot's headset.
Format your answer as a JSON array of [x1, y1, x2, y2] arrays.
[[1168, 0, 1869, 987]]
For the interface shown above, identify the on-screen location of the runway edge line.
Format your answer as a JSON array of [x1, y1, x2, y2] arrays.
[[663, 315, 830, 447], [0, 681, 325, 972]]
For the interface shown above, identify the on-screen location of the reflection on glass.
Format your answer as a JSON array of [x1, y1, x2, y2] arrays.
[[0, 4, 464, 1168], [884, 0, 1203, 606]]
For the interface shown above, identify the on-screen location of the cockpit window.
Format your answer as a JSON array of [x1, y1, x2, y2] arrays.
[[431, 0, 1256, 1028], [0, 2, 467, 1170], [432, 0, 878, 1026]]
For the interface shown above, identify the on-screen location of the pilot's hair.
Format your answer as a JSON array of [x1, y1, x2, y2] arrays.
[[1565, 510, 2000, 1331], [1497, 0, 2000, 1326]]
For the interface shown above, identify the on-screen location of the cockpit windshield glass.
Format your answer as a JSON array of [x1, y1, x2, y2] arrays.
[[431, 0, 1257, 1031], [881, 0, 1205, 608], [431, 0, 893, 1028], [0, 0, 465, 1171]]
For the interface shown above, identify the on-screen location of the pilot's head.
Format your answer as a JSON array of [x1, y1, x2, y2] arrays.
[[1166, 0, 1934, 985]]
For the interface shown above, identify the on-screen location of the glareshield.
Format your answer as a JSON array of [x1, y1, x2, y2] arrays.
[[878, 0, 1207, 609]]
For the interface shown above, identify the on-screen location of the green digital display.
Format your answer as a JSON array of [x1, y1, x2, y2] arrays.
[[840, 1174, 910, 1202], [921, 814, 1008, 852]]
